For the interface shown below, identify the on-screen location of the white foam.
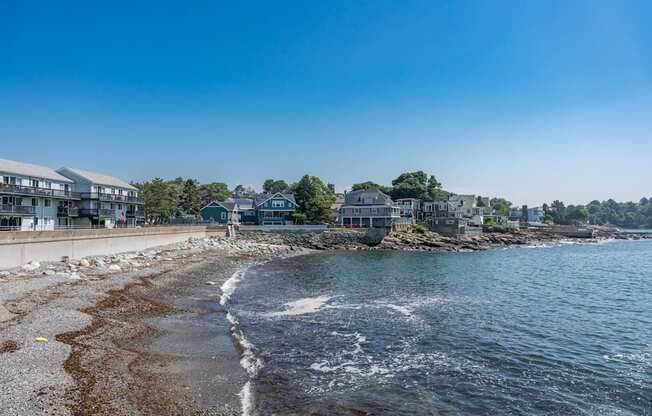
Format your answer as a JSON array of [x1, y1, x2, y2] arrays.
[[227, 312, 263, 376], [375, 302, 414, 318], [239, 380, 255, 416], [220, 267, 249, 306], [227, 311, 262, 416], [265, 295, 334, 317], [331, 331, 366, 355]]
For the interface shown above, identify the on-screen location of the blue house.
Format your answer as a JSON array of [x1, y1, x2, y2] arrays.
[[254, 192, 298, 225], [200, 200, 239, 225]]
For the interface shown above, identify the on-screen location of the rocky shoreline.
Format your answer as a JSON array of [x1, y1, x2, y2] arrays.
[[1, 229, 648, 416], [235, 228, 626, 253]]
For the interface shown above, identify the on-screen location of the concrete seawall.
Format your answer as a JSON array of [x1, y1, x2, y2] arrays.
[[0, 226, 226, 269]]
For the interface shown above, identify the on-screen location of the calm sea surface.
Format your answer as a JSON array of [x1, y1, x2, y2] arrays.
[[228, 240, 652, 415]]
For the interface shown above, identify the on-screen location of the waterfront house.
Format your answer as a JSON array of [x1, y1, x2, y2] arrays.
[[200, 200, 239, 225], [233, 197, 256, 225], [340, 189, 400, 229], [254, 192, 298, 225], [0, 159, 80, 231], [447, 194, 493, 226], [57, 167, 144, 228], [421, 200, 450, 222], [425, 216, 482, 237], [509, 206, 545, 224], [396, 198, 422, 224]]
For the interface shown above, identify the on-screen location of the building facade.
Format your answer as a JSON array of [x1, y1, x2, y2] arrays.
[[340, 189, 400, 229], [200, 200, 239, 225], [1, 159, 80, 231], [57, 167, 145, 228], [509, 206, 545, 224], [254, 193, 298, 225], [396, 198, 422, 224]]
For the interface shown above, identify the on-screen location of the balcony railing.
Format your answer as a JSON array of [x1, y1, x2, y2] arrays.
[[79, 208, 115, 218], [0, 183, 80, 199], [126, 210, 146, 218], [79, 192, 144, 204], [57, 206, 80, 217], [0, 204, 36, 215]]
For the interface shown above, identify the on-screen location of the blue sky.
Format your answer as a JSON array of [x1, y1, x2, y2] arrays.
[[2, 1, 651, 205]]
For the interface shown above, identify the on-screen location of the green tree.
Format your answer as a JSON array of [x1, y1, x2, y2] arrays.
[[565, 205, 588, 224], [389, 171, 429, 200], [426, 175, 448, 200], [262, 179, 290, 194], [199, 182, 232, 205], [135, 178, 176, 224], [351, 181, 392, 194], [233, 185, 256, 198], [179, 179, 202, 216], [291, 175, 335, 223], [490, 198, 512, 216]]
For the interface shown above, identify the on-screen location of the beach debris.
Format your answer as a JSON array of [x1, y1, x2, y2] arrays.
[[35, 337, 49, 343], [205, 281, 217, 286], [68, 272, 83, 280], [108, 265, 122, 272], [21, 261, 41, 272], [79, 258, 90, 267]]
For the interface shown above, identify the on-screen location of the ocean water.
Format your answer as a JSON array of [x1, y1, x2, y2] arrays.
[[226, 241, 652, 415]]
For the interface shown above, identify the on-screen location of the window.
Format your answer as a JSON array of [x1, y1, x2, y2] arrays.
[[272, 200, 284, 208], [371, 207, 378, 215], [44, 199, 51, 207], [221, 212, 227, 220], [45, 181, 52, 189], [118, 204, 122, 210], [110, 203, 115, 209], [31, 198, 38, 206], [353, 208, 361, 215]]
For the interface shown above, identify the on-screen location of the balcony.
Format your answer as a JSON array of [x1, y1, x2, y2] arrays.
[[0, 183, 80, 199], [57, 206, 80, 217], [80, 192, 144, 204], [126, 210, 146, 218], [0, 204, 36, 215], [79, 208, 115, 218]]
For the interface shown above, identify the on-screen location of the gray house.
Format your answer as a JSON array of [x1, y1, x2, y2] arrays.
[[57, 167, 144, 228], [340, 189, 400, 229], [0, 159, 79, 231]]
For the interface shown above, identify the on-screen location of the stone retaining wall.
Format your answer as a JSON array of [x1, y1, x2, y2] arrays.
[[0, 226, 226, 269]]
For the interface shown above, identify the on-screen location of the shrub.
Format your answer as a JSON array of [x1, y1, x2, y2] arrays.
[[409, 224, 428, 234]]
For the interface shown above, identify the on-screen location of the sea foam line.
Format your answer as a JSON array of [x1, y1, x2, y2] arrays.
[[227, 311, 262, 416], [220, 267, 250, 306]]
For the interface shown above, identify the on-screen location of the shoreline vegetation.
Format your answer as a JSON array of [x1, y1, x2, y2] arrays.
[[1, 229, 650, 415]]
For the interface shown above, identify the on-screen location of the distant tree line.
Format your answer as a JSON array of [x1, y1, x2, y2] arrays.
[[133, 174, 335, 225], [484, 197, 652, 228]]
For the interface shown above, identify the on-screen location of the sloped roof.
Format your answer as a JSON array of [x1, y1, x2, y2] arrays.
[[344, 189, 393, 206], [202, 200, 238, 212], [254, 192, 297, 207], [0, 159, 73, 183], [232, 197, 254, 210], [58, 167, 137, 190]]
